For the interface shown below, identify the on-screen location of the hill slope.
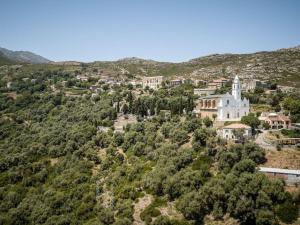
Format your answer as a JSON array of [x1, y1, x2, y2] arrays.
[[90, 46, 300, 87], [0, 47, 51, 64], [0, 51, 16, 66]]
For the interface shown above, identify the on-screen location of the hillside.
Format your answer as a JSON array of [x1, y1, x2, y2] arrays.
[[1, 63, 299, 224], [0, 47, 51, 64], [90, 46, 300, 87], [1, 45, 300, 87], [0, 51, 16, 66]]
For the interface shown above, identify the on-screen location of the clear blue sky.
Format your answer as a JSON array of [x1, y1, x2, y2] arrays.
[[1, 0, 300, 62]]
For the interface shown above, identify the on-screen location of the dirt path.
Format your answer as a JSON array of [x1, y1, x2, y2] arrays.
[[133, 194, 153, 225], [159, 201, 183, 221], [255, 130, 276, 150]]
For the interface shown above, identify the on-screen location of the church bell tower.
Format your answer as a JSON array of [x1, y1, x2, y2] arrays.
[[232, 75, 241, 100]]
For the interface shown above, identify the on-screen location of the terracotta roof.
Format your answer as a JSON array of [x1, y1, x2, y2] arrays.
[[213, 79, 227, 83], [267, 114, 290, 122], [223, 123, 251, 129]]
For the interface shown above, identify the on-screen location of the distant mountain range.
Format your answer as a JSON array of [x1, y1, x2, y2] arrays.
[[1, 45, 300, 87], [0, 47, 51, 65]]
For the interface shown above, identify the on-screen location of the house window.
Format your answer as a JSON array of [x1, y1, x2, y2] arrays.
[[237, 112, 239, 117], [227, 100, 229, 105]]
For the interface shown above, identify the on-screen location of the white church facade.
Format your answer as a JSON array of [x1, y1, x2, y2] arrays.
[[194, 75, 250, 121]]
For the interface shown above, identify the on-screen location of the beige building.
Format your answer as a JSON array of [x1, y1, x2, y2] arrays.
[[259, 112, 290, 129], [76, 75, 89, 81], [207, 78, 229, 89], [194, 95, 220, 120], [142, 76, 164, 90], [242, 79, 273, 92], [169, 79, 183, 87]]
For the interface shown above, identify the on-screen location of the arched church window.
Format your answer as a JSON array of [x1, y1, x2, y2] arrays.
[[227, 100, 229, 105], [227, 113, 230, 118]]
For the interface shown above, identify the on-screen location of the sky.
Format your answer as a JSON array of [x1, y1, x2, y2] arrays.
[[0, 0, 300, 62]]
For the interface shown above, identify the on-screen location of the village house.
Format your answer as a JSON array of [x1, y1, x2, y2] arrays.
[[259, 112, 290, 129], [219, 123, 252, 141], [128, 79, 142, 87], [168, 79, 183, 87], [90, 85, 101, 93], [277, 85, 295, 93], [207, 77, 228, 89], [142, 76, 164, 90], [192, 79, 207, 86], [259, 167, 300, 184], [76, 75, 89, 82], [194, 88, 216, 97], [242, 79, 263, 92], [194, 76, 250, 121]]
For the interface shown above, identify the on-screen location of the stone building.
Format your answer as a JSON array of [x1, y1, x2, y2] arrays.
[[241, 79, 262, 91], [169, 79, 183, 87], [142, 76, 164, 90]]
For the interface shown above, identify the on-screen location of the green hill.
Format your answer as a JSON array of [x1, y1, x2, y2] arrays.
[[0, 47, 51, 64], [0, 51, 16, 66]]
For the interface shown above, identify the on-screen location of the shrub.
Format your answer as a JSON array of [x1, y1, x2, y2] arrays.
[[276, 198, 299, 223]]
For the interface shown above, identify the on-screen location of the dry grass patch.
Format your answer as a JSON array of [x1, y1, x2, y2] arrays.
[[204, 214, 239, 225], [133, 194, 153, 225], [263, 148, 300, 169], [50, 158, 59, 166], [159, 202, 183, 221], [5, 92, 18, 100]]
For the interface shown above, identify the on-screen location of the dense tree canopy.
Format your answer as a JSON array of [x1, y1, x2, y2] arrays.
[[0, 65, 298, 225]]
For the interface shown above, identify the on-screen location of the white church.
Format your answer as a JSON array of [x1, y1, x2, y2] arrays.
[[194, 75, 250, 121]]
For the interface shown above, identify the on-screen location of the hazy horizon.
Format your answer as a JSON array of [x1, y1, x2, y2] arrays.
[[1, 0, 300, 62]]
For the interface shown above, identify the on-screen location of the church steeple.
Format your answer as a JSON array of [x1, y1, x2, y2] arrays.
[[232, 75, 241, 100]]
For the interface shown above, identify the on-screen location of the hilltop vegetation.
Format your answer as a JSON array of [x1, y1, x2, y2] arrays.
[[1, 45, 300, 87]]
